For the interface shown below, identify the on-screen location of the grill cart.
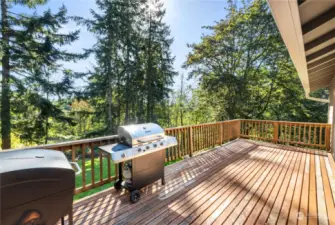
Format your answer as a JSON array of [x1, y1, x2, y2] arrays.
[[99, 123, 177, 203]]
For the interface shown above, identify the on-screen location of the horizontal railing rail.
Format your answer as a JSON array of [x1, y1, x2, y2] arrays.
[[4, 119, 330, 195]]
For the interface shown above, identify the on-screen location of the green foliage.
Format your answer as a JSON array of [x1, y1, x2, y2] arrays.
[[1, 0, 86, 148], [76, 0, 176, 134], [184, 0, 328, 123], [9, 0, 47, 8], [74, 157, 115, 200]]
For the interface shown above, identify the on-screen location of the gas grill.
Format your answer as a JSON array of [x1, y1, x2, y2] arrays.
[[0, 149, 80, 225], [99, 123, 177, 203]]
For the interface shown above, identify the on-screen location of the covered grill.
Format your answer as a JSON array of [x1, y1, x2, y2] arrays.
[[0, 149, 79, 225], [99, 123, 177, 203]]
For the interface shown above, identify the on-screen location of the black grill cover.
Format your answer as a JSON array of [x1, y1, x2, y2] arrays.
[[0, 149, 75, 225]]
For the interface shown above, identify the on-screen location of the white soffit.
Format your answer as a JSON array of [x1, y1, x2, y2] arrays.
[[267, 0, 310, 94]]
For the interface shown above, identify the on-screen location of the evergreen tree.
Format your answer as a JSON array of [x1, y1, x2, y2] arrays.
[[77, 0, 176, 134], [143, 0, 176, 122], [1, 0, 84, 148]]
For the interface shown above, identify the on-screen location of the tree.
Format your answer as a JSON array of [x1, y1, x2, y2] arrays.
[[1, 0, 49, 148], [77, 0, 176, 134], [184, 0, 328, 123], [71, 99, 94, 135], [143, 0, 176, 122], [1, 0, 84, 148]]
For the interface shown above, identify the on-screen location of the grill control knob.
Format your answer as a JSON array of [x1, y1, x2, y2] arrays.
[[121, 153, 126, 158], [146, 146, 150, 150], [160, 142, 164, 146], [138, 148, 142, 152], [153, 144, 157, 148]]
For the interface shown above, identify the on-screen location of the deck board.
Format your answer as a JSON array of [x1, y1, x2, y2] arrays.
[[59, 139, 335, 225], [309, 152, 318, 225], [244, 146, 293, 225]]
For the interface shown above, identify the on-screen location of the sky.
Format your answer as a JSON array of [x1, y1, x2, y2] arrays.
[[12, 0, 229, 91]]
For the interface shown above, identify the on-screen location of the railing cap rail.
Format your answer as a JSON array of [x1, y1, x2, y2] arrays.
[[165, 119, 240, 131], [240, 119, 330, 126], [4, 135, 119, 151]]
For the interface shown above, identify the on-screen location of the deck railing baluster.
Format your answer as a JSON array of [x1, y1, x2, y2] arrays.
[[298, 124, 301, 143], [273, 122, 278, 143], [308, 125, 311, 144], [189, 126, 193, 157], [81, 144, 86, 191], [326, 126, 331, 151], [99, 150, 103, 184], [91, 143, 95, 187], [314, 124, 317, 145], [304, 125, 306, 143], [108, 155, 112, 182], [319, 125, 322, 147]]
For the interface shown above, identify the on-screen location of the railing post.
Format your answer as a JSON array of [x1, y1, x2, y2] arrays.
[[326, 125, 331, 151], [71, 145, 76, 162], [273, 122, 279, 143], [236, 120, 241, 139], [189, 126, 193, 157], [218, 122, 223, 145]]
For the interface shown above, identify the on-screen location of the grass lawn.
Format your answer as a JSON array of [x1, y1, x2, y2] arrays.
[[74, 157, 116, 200], [74, 157, 184, 201]]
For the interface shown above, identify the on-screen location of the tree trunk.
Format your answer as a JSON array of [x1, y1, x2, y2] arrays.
[[125, 46, 130, 124], [107, 22, 114, 133], [1, 0, 11, 149], [124, 1, 131, 124], [107, 61, 113, 133], [146, 15, 153, 122], [180, 74, 184, 126], [45, 116, 49, 144]]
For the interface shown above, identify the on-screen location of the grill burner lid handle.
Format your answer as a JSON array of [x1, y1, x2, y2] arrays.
[[18, 210, 42, 225], [137, 135, 164, 143]]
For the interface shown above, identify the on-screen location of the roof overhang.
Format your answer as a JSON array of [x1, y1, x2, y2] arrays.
[[267, 0, 335, 103]]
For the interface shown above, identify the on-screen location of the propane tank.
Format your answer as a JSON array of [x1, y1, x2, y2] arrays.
[[122, 161, 132, 185]]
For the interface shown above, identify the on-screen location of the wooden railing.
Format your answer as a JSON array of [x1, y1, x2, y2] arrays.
[[7, 120, 240, 194], [240, 119, 331, 150], [164, 120, 240, 162], [6, 119, 330, 195]]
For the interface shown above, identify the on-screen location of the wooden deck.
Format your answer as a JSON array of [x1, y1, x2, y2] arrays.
[[63, 139, 335, 225]]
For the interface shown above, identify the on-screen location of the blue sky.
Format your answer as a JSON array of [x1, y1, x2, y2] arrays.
[[12, 0, 229, 90]]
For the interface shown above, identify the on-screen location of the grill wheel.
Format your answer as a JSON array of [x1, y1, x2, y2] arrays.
[[130, 190, 141, 203], [114, 181, 122, 190]]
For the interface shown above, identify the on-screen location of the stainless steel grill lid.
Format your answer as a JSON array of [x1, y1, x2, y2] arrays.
[[117, 123, 165, 147]]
